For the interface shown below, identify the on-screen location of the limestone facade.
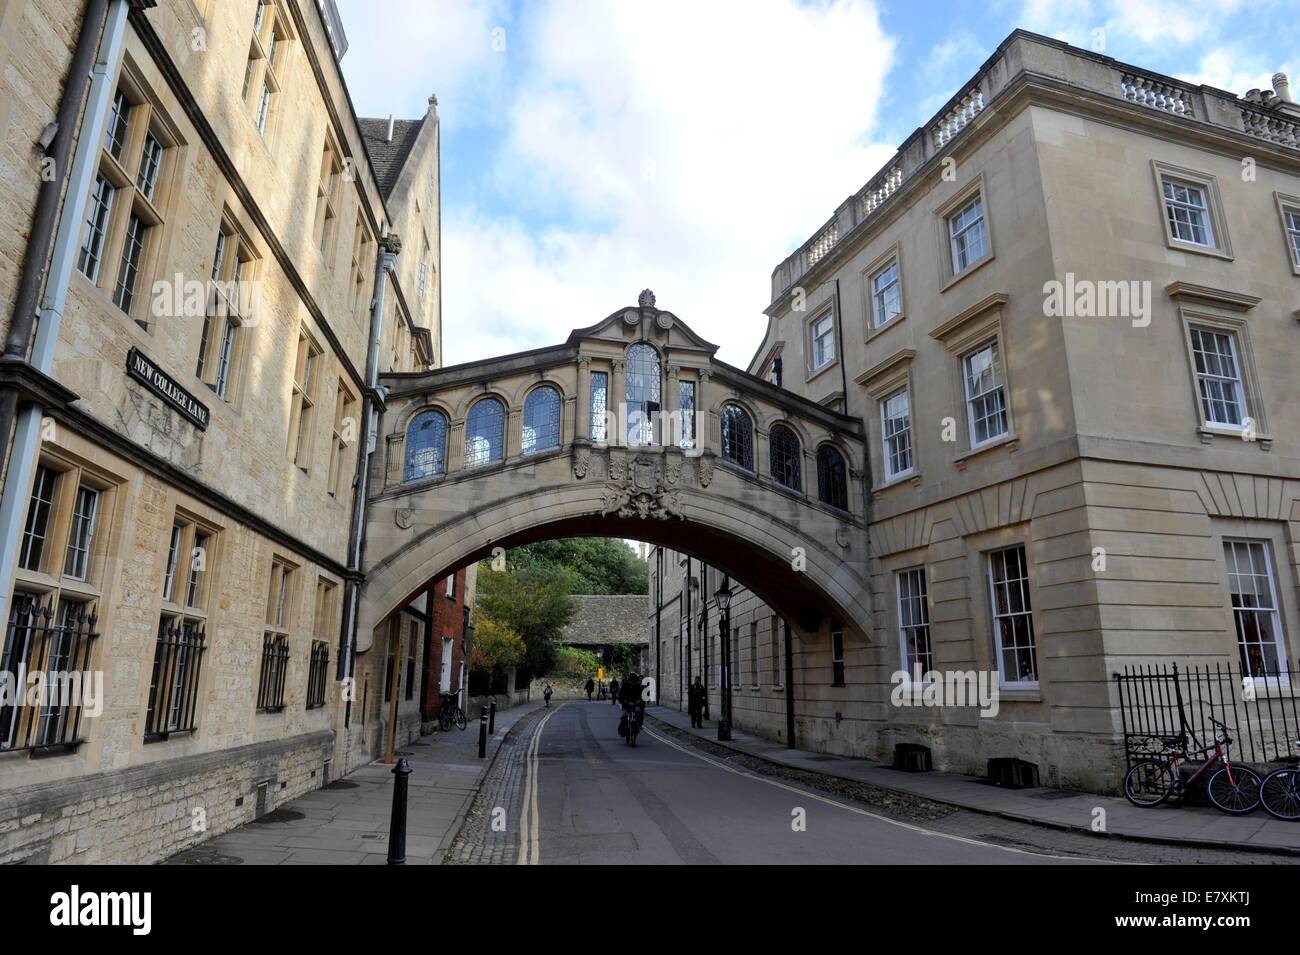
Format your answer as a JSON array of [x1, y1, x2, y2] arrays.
[[0, 0, 442, 862], [651, 32, 1300, 792]]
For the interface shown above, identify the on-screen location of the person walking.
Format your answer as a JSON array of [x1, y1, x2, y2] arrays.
[[543, 684, 553, 707], [609, 676, 620, 705], [688, 676, 705, 728], [584, 676, 595, 701]]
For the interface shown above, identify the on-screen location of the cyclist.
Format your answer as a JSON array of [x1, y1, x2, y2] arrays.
[[618, 671, 645, 733]]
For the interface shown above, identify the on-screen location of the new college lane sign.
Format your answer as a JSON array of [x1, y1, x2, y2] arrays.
[[126, 347, 210, 430]]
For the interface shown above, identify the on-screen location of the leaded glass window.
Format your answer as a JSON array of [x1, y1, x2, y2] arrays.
[[720, 404, 753, 470], [404, 410, 448, 481], [522, 386, 561, 455], [464, 398, 505, 467], [625, 343, 661, 445], [590, 371, 608, 442], [678, 380, 695, 449], [768, 424, 801, 491], [817, 445, 848, 510]]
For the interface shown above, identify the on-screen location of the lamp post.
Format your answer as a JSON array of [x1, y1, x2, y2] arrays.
[[715, 580, 733, 741]]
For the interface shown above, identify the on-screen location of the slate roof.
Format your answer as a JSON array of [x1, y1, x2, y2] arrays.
[[560, 595, 649, 647], [357, 116, 425, 199]]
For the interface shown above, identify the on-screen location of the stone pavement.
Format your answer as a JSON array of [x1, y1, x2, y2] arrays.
[[648, 705, 1300, 857], [167, 702, 543, 865]]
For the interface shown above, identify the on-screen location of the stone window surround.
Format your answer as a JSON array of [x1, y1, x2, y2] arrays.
[[964, 524, 1043, 700], [928, 292, 1018, 469], [1168, 287, 1271, 450], [159, 508, 222, 628], [244, 0, 295, 147], [196, 210, 261, 414], [862, 241, 906, 340], [75, 61, 183, 333], [857, 347, 920, 493], [1209, 518, 1299, 686], [1150, 160, 1234, 261], [287, 324, 324, 472], [12, 449, 124, 624], [803, 301, 840, 385], [934, 172, 995, 292], [1272, 191, 1300, 277]]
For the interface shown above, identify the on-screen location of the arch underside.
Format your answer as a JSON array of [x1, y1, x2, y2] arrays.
[[360, 481, 870, 648]]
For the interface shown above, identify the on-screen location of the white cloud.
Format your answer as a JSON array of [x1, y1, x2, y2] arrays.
[[434, 0, 897, 366]]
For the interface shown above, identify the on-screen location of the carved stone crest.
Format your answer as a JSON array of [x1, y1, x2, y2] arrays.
[[600, 452, 684, 521], [697, 451, 716, 488], [573, 446, 592, 479], [395, 508, 414, 529], [835, 524, 852, 548]]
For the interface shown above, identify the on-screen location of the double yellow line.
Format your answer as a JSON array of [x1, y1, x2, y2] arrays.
[[516, 703, 564, 865]]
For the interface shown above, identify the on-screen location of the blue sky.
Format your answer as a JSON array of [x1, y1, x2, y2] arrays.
[[335, 0, 1296, 367]]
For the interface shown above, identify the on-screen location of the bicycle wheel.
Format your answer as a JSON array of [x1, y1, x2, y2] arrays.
[[438, 710, 452, 732], [1260, 768, 1300, 821], [1123, 758, 1176, 807], [1206, 765, 1261, 815], [454, 708, 467, 731]]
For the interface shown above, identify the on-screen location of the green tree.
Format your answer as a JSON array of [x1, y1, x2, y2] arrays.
[[475, 563, 578, 678], [470, 616, 527, 674], [506, 538, 648, 595]]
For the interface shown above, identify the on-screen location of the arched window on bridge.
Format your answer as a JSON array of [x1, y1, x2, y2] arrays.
[[404, 410, 448, 481], [522, 385, 562, 455], [768, 423, 802, 492], [625, 342, 661, 445], [720, 403, 753, 471], [816, 444, 849, 510], [465, 397, 506, 468]]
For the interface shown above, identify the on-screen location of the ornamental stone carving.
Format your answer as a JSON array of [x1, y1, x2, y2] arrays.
[[600, 452, 684, 520]]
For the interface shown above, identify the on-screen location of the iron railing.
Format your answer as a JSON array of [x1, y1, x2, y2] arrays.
[[306, 640, 329, 709], [144, 618, 206, 741], [1115, 660, 1300, 769], [0, 594, 99, 754], [257, 632, 290, 712]]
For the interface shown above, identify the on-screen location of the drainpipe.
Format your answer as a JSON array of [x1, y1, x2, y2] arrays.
[[337, 234, 402, 701], [0, 0, 129, 627], [654, 548, 662, 705]]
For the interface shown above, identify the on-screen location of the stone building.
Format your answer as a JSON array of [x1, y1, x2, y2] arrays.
[[650, 31, 1300, 792], [560, 594, 649, 673], [0, 0, 460, 863]]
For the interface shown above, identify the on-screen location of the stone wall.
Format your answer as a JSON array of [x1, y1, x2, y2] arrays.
[[0, 730, 332, 864]]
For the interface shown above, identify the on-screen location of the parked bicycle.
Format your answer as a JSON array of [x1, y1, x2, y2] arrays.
[[438, 691, 467, 731], [1123, 717, 1261, 814], [1260, 741, 1300, 821]]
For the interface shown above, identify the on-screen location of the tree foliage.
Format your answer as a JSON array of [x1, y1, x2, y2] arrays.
[[505, 539, 648, 595], [475, 562, 578, 679], [470, 617, 527, 673]]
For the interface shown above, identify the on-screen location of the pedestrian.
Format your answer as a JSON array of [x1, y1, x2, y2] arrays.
[[585, 676, 595, 701], [543, 684, 553, 707], [688, 676, 705, 728], [609, 676, 620, 704], [598, 680, 607, 701]]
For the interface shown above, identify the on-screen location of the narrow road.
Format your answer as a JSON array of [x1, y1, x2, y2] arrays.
[[517, 701, 1097, 864]]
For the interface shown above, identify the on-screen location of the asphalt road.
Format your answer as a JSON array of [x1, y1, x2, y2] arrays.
[[521, 701, 1102, 865]]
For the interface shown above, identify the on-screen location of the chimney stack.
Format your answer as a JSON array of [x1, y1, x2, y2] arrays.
[[386, 114, 394, 142], [1274, 72, 1293, 103]]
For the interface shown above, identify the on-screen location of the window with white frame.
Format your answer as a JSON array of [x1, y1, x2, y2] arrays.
[[1223, 539, 1287, 678], [881, 388, 912, 479], [948, 196, 987, 273], [445, 575, 455, 599], [897, 568, 931, 677], [810, 311, 835, 370], [1282, 205, 1300, 269], [1162, 179, 1215, 247], [988, 545, 1037, 686], [1188, 326, 1245, 428], [963, 341, 1008, 446], [870, 259, 901, 327]]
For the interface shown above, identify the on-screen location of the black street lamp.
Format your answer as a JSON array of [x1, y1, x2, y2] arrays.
[[715, 580, 733, 741]]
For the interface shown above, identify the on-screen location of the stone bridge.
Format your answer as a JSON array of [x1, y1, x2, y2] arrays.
[[355, 293, 870, 653]]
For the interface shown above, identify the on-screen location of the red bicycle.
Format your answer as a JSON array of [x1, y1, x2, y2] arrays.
[[1123, 717, 1261, 814]]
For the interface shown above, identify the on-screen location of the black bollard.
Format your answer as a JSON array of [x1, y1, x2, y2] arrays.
[[488, 698, 497, 735], [386, 757, 412, 865], [477, 706, 488, 758]]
